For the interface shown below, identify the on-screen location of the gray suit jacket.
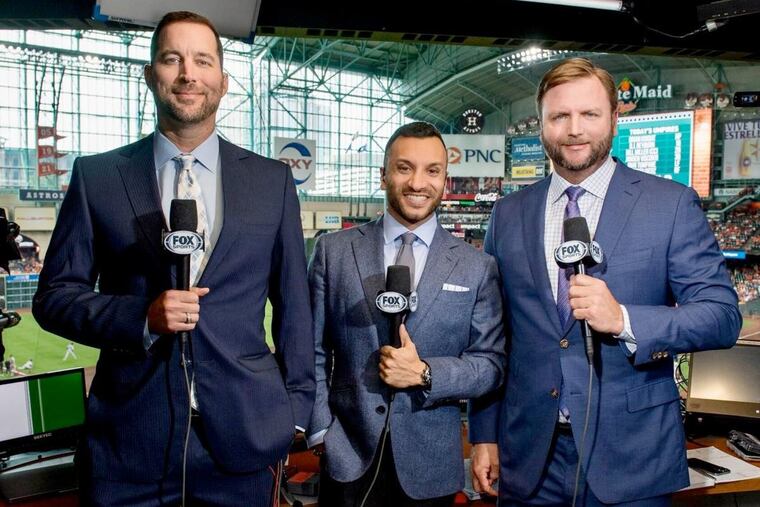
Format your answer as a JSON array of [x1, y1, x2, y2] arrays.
[[308, 217, 506, 499]]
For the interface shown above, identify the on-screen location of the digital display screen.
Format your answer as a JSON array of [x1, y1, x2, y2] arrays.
[[0, 369, 86, 444], [687, 345, 760, 419], [612, 109, 713, 197]]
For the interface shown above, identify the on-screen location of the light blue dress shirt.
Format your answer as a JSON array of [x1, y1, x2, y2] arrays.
[[382, 211, 438, 290]]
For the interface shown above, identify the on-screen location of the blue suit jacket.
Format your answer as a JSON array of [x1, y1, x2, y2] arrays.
[[33, 134, 315, 481], [308, 218, 506, 499], [469, 162, 741, 503]]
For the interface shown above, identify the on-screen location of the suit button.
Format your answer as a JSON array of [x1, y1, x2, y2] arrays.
[[559, 339, 569, 349], [375, 405, 386, 415], [550, 388, 559, 399]]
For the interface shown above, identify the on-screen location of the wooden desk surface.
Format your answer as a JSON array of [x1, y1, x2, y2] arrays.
[[676, 436, 760, 498]]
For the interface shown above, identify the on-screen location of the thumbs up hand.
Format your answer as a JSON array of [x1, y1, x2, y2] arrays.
[[379, 324, 427, 388]]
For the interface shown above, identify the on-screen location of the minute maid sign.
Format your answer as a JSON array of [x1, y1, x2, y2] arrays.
[[617, 77, 672, 114], [274, 137, 316, 190]]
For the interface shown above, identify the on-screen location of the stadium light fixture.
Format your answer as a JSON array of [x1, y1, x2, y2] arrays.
[[514, 0, 625, 11]]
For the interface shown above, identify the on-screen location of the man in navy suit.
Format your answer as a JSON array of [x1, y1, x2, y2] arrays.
[[33, 11, 314, 506], [307, 122, 506, 506], [470, 58, 741, 506]]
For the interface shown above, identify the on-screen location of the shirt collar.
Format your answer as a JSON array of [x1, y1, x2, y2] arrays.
[[548, 156, 616, 204], [153, 130, 219, 173], [382, 211, 437, 247]]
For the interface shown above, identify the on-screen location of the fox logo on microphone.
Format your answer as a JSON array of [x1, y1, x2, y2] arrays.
[[554, 240, 589, 266], [163, 231, 204, 255], [376, 291, 409, 314]]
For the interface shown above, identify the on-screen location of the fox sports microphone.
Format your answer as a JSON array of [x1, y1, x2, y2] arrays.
[[163, 199, 204, 344], [554, 216, 603, 362], [375, 265, 418, 348]]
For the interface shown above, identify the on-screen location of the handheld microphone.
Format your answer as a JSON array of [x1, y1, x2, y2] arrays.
[[375, 265, 418, 348], [163, 199, 204, 344], [554, 217, 604, 362]]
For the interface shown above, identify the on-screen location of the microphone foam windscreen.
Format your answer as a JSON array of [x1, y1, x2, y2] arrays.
[[563, 216, 591, 243], [170, 199, 198, 231], [386, 265, 411, 295]]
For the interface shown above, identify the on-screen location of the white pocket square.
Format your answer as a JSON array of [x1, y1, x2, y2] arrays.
[[442, 283, 470, 292]]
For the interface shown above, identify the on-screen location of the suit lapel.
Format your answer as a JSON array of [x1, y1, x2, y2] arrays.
[[523, 178, 564, 336], [196, 139, 245, 285], [117, 134, 166, 262], [593, 163, 642, 273], [352, 219, 388, 344], [405, 225, 459, 336]]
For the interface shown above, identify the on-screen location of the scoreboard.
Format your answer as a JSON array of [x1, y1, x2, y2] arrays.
[[611, 110, 713, 197]]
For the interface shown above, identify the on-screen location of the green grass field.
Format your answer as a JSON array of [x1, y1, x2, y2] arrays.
[[1, 304, 274, 378]]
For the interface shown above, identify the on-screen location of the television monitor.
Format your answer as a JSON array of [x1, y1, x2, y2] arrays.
[[686, 343, 760, 420], [0, 368, 86, 460]]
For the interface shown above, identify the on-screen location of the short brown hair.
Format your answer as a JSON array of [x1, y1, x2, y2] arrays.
[[150, 11, 224, 66], [536, 57, 617, 118], [384, 122, 446, 167]]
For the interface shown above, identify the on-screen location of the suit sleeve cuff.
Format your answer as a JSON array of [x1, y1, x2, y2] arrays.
[[306, 429, 327, 448], [143, 320, 161, 352], [615, 305, 637, 354]]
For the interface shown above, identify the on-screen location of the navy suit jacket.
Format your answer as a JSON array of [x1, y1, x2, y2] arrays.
[[469, 162, 741, 503], [33, 134, 315, 481], [308, 219, 506, 499]]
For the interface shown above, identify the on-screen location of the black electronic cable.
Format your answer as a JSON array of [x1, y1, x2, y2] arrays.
[[358, 397, 393, 507], [180, 342, 193, 507], [630, 13, 724, 39], [571, 352, 595, 507]]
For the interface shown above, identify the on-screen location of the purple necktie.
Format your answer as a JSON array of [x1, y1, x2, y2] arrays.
[[556, 186, 585, 422], [556, 186, 586, 327]]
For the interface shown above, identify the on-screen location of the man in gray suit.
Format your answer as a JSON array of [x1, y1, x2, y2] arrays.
[[307, 121, 506, 506]]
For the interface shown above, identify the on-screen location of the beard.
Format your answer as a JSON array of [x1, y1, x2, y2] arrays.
[[542, 128, 614, 173], [156, 88, 222, 126], [386, 185, 443, 227]]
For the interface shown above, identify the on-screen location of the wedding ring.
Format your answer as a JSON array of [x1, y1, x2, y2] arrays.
[[185, 312, 191, 324]]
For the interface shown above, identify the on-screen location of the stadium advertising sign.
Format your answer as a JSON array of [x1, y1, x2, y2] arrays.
[[510, 136, 545, 162], [300, 211, 314, 230], [443, 135, 505, 177], [510, 136, 546, 180], [511, 162, 545, 180], [315, 211, 342, 230], [19, 189, 66, 201], [722, 250, 747, 260], [617, 77, 673, 114], [723, 120, 760, 180], [13, 206, 56, 231], [274, 137, 316, 190], [459, 108, 485, 134]]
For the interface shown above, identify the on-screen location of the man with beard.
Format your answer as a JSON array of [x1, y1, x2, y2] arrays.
[[307, 121, 505, 506], [33, 11, 314, 506], [469, 58, 740, 506]]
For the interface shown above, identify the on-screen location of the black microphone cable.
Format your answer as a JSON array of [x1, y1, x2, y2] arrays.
[[555, 217, 601, 507], [167, 199, 200, 507], [359, 265, 412, 507]]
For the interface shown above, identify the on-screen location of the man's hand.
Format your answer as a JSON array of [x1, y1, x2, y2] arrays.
[[147, 287, 209, 334], [471, 443, 499, 496], [379, 324, 426, 388], [568, 274, 624, 335]]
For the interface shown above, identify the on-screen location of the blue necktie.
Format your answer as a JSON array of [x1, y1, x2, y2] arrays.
[[556, 186, 585, 422]]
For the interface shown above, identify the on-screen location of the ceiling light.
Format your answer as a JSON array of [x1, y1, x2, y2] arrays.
[[515, 0, 625, 11]]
